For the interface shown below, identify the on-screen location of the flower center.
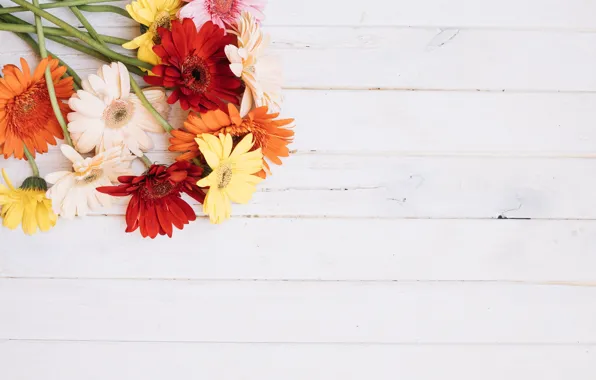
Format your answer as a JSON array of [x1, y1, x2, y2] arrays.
[[150, 11, 172, 45], [211, 0, 235, 14], [216, 164, 233, 189], [141, 180, 176, 200], [77, 169, 104, 184], [6, 82, 53, 139], [181, 55, 210, 94], [192, 69, 202, 81], [104, 100, 133, 129]]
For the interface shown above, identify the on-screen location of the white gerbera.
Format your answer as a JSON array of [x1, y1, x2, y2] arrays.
[[67, 62, 170, 157], [225, 11, 282, 116], [45, 145, 134, 219]]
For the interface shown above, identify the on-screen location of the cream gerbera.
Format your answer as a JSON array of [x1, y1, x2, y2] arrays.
[[68, 62, 170, 157], [196, 133, 263, 224], [45, 145, 134, 219], [225, 11, 282, 116], [123, 0, 183, 66]]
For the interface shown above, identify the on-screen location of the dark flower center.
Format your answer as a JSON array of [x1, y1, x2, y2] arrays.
[[192, 69, 202, 81], [182, 55, 210, 94], [141, 180, 176, 200]]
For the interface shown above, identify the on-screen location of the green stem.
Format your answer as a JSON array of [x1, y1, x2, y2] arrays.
[[33, 0, 73, 147], [3, 26, 82, 89], [70, 6, 104, 44], [48, 34, 113, 61], [10, 0, 153, 70], [23, 146, 40, 177], [78, 4, 132, 18], [0, 0, 119, 14], [49, 35, 146, 76], [0, 22, 128, 45], [130, 79, 173, 133], [0, 12, 145, 77], [140, 155, 152, 168], [71, 8, 174, 135]]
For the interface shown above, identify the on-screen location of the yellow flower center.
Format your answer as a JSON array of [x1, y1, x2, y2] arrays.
[[216, 163, 233, 189], [150, 11, 172, 45], [104, 100, 133, 129]]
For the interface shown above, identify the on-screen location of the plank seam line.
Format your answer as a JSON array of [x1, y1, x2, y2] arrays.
[[71, 24, 596, 33], [284, 87, 596, 94], [35, 149, 596, 159], [148, 150, 596, 159], [79, 215, 596, 221], [2, 339, 595, 346], [2, 278, 595, 287]]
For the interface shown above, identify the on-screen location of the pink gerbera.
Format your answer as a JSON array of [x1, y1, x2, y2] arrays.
[[179, 0, 266, 30]]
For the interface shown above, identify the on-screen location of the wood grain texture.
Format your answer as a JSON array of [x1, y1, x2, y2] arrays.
[[3, 152, 596, 219], [20, 0, 596, 29], [2, 341, 595, 380], [3, 26, 596, 91], [3, 88, 596, 155], [1, 218, 595, 282], [2, 279, 596, 343]]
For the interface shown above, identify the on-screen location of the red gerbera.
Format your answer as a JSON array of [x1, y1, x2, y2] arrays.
[[97, 161, 205, 239], [144, 18, 243, 112]]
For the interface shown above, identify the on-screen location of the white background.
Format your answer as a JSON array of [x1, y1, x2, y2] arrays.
[[1, 0, 596, 378]]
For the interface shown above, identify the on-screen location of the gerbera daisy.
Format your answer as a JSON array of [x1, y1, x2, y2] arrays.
[[196, 133, 263, 224], [144, 18, 243, 113], [179, 0, 266, 30], [68, 62, 169, 157], [0, 57, 73, 159], [0, 169, 56, 235], [97, 161, 205, 238], [225, 11, 282, 116], [123, 0, 183, 67], [45, 145, 134, 219], [171, 103, 293, 175]]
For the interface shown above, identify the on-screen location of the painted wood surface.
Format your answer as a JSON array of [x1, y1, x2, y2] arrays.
[[0, 0, 594, 378], [2, 341, 595, 380]]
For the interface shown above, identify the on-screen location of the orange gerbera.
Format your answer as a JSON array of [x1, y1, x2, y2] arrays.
[[0, 57, 74, 159], [170, 103, 294, 175]]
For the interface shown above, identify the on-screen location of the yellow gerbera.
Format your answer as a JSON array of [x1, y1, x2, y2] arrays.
[[196, 133, 263, 224], [0, 169, 57, 235], [123, 0, 183, 66]]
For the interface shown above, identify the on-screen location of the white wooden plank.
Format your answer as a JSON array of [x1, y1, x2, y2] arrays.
[[1, 218, 595, 282], [170, 90, 596, 155], [0, 78, 595, 154], [265, 0, 596, 30], [3, 153, 596, 219], [0, 66, 592, 154], [2, 341, 595, 380], [1, 280, 595, 343], [273, 28, 596, 91], [3, 27, 596, 91], [13, 0, 596, 29]]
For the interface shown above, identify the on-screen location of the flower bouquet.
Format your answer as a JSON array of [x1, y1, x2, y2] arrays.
[[0, 0, 294, 238]]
